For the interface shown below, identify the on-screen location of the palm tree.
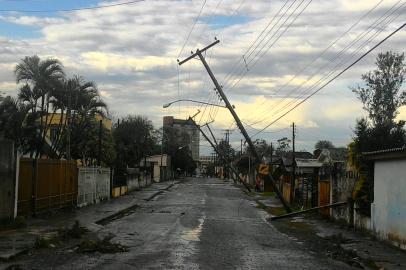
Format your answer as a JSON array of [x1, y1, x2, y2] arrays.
[[15, 55, 65, 157], [47, 76, 107, 159], [0, 96, 36, 153]]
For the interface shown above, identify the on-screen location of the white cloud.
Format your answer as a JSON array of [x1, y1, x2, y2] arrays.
[[0, 0, 405, 152]]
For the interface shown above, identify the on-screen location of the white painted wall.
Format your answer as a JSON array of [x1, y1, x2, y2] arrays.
[[372, 159, 406, 249], [77, 167, 110, 207]]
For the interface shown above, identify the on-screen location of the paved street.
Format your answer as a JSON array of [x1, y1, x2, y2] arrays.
[[5, 177, 353, 269]]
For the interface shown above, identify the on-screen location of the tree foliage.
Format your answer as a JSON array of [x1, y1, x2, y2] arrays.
[[352, 52, 406, 128], [275, 137, 291, 156], [351, 52, 406, 153], [162, 125, 196, 174], [113, 115, 157, 171], [0, 55, 113, 165], [350, 51, 406, 214], [314, 140, 334, 150], [254, 139, 273, 158]]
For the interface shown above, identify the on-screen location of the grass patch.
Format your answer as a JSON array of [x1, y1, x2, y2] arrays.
[[256, 200, 287, 217], [268, 207, 287, 216], [260, 192, 275, 197], [34, 234, 58, 249], [35, 220, 88, 249]]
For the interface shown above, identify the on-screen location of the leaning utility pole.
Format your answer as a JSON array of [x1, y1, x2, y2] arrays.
[[179, 39, 290, 212], [191, 117, 250, 192]]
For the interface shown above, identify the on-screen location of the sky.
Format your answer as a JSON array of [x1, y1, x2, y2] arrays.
[[0, 0, 405, 155]]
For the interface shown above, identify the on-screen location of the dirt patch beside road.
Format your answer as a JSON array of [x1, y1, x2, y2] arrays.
[[271, 217, 380, 269]]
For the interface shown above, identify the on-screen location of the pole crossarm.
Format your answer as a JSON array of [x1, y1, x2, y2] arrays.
[[163, 99, 226, 108], [178, 39, 220, 65]]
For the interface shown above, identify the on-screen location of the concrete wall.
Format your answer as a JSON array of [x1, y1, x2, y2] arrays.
[[372, 159, 406, 249], [331, 166, 357, 223], [127, 168, 152, 192], [0, 140, 16, 221], [77, 167, 110, 207]]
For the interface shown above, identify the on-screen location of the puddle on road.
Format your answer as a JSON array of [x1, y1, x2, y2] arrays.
[[181, 217, 205, 242]]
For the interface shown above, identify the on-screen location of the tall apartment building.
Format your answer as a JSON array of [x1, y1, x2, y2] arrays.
[[163, 116, 200, 161]]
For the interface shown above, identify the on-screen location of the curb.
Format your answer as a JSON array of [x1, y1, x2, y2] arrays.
[[96, 182, 177, 225]]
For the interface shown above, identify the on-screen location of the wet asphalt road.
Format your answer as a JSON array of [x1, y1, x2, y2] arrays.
[[15, 177, 353, 269]]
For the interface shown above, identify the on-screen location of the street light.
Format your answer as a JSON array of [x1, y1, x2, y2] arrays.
[[163, 99, 232, 109]]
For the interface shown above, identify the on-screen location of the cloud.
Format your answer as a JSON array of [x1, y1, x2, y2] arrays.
[[0, 0, 405, 153]]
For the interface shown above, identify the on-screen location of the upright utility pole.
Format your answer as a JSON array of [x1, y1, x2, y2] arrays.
[[240, 139, 243, 157], [178, 39, 291, 212], [291, 122, 296, 203]]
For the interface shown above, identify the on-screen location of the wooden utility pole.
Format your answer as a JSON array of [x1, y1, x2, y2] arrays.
[[291, 122, 296, 203], [207, 124, 234, 183], [179, 39, 291, 212], [190, 117, 250, 192]]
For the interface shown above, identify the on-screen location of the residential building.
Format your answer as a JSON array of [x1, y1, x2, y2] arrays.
[[163, 116, 200, 161], [364, 147, 406, 250], [45, 113, 112, 143], [139, 154, 172, 183]]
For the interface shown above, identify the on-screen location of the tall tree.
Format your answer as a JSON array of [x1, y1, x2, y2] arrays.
[[352, 52, 406, 129], [15, 55, 65, 157], [350, 52, 406, 215], [113, 115, 157, 171], [351, 51, 406, 152]]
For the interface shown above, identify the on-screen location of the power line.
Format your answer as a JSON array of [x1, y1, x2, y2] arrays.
[[213, 0, 312, 124], [221, 0, 291, 85], [252, 21, 406, 138], [212, 0, 304, 125], [225, 0, 313, 91], [0, 0, 146, 13], [244, 0, 385, 125], [247, 0, 404, 127], [198, 0, 247, 125], [177, 0, 208, 59]]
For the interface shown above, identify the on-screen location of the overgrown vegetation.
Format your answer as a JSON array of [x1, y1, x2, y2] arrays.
[[34, 220, 88, 249], [350, 51, 406, 214]]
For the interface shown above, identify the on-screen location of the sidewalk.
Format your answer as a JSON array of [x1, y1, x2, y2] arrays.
[[0, 180, 178, 261], [253, 193, 406, 270]]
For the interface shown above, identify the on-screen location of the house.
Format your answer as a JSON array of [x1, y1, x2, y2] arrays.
[[140, 154, 172, 182], [363, 147, 406, 249], [46, 113, 112, 143], [278, 152, 320, 204]]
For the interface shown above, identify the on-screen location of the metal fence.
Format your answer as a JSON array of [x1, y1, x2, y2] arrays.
[[18, 158, 77, 216]]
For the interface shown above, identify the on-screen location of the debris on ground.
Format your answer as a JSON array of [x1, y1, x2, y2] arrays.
[[58, 220, 88, 240], [77, 236, 129, 254], [35, 221, 88, 249]]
